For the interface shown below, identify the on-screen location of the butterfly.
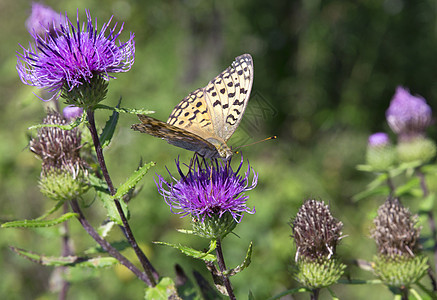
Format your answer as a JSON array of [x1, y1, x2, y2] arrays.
[[131, 54, 253, 160]]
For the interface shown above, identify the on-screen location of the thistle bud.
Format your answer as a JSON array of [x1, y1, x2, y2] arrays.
[[366, 133, 396, 170], [30, 111, 88, 201], [290, 200, 345, 288], [371, 198, 428, 287]]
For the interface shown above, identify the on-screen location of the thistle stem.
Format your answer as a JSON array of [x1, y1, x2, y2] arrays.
[[310, 288, 320, 300], [69, 198, 153, 285], [86, 109, 158, 286], [215, 238, 236, 300], [59, 202, 71, 300], [386, 172, 395, 196], [415, 168, 437, 291]]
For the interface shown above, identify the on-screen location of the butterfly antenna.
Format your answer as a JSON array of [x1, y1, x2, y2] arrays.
[[233, 136, 277, 154]]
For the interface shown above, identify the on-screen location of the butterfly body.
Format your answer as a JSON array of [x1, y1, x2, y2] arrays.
[[132, 54, 253, 160]]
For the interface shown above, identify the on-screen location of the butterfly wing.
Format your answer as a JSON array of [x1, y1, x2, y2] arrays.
[[203, 54, 254, 141], [167, 88, 217, 140], [132, 115, 219, 157], [167, 54, 253, 143]]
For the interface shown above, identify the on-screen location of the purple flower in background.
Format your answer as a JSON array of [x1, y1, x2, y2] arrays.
[[157, 155, 257, 223], [386, 86, 432, 139], [368, 132, 390, 147], [63, 105, 83, 120], [16, 9, 135, 101], [26, 3, 65, 35]]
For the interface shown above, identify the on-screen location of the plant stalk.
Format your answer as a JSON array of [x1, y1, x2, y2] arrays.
[[215, 238, 236, 300], [415, 168, 437, 291], [69, 198, 153, 285], [86, 109, 158, 286]]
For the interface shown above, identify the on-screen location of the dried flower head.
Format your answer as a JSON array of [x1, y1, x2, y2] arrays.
[[386, 86, 432, 140], [25, 3, 65, 35], [291, 200, 343, 261], [157, 155, 257, 224], [371, 198, 421, 258], [17, 9, 135, 102], [29, 110, 85, 177]]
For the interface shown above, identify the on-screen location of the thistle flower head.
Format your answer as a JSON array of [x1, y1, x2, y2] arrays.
[[371, 198, 421, 258], [25, 3, 65, 35], [291, 200, 343, 261], [368, 132, 390, 147], [157, 155, 257, 225], [63, 105, 83, 120], [29, 110, 85, 177], [17, 9, 135, 103], [386, 86, 432, 140]]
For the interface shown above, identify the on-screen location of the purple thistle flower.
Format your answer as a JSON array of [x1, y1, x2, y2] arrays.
[[386, 86, 432, 139], [157, 155, 257, 223], [368, 132, 390, 147], [26, 3, 65, 35], [16, 9, 135, 101], [63, 105, 83, 120]]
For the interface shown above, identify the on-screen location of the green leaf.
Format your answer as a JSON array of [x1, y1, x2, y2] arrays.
[[327, 287, 339, 300], [224, 242, 252, 276], [99, 99, 120, 148], [415, 282, 437, 299], [154, 241, 216, 262], [84, 241, 130, 255], [394, 177, 420, 197], [88, 174, 129, 226], [177, 229, 196, 235], [113, 161, 155, 200], [352, 185, 390, 202], [2, 213, 78, 228], [95, 104, 154, 115], [88, 173, 109, 192], [419, 193, 435, 212], [10, 247, 118, 268], [28, 113, 85, 130], [35, 200, 66, 220], [267, 287, 311, 300], [144, 277, 178, 300], [97, 220, 116, 237], [99, 190, 129, 226]]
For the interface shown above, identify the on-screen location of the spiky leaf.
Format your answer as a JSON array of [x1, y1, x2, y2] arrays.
[[224, 242, 252, 276], [144, 277, 179, 300], [10, 247, 118, 268], [2, 213, 78, 228], [113, 161, 155, 200], [99, 100, 120, 148], [154, 241, 216, 262]]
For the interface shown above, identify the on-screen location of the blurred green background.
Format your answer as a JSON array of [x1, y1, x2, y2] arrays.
[[1, 0, 437, 299]]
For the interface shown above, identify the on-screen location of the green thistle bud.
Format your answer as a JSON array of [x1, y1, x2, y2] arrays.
[[372, 254, 428, 288], [191, 212, 237, 239], [396, 137, 436, 164], [61, 75, 109, 109], [39, 170, 89, 202], [294, 257, 346, 289], [366, 133, 396, 171]]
